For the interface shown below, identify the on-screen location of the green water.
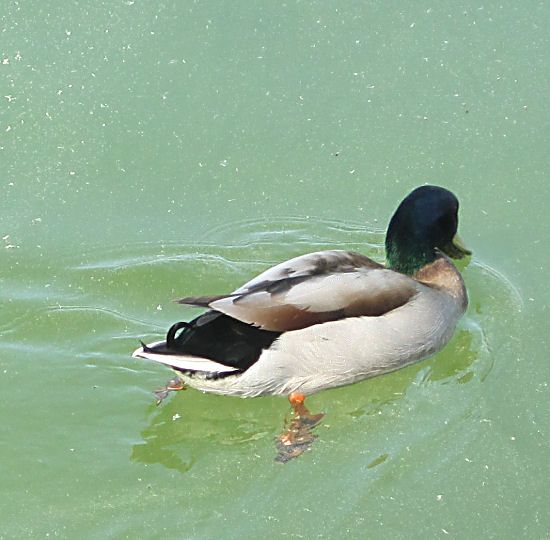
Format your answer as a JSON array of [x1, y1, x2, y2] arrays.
[[2, 1, 549, 538]]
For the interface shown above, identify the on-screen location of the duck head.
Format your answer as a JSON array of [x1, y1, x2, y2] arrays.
[[385, 185, 471, 275]]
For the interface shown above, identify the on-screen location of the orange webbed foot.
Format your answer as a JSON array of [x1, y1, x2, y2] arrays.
[[154, 377, 187, 405], [275, 393, 325, 463]]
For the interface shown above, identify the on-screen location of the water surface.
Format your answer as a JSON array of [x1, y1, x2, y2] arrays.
[[1, 1, 549, 538]]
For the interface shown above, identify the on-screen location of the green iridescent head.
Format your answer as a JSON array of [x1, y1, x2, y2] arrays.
[[385, 185, 471, 275]]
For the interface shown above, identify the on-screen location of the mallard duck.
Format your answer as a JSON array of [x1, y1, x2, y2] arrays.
[[133, 185, 469, 445]]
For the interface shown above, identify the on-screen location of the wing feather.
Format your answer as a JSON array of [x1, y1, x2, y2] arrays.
[[177, 250, 418, 332]]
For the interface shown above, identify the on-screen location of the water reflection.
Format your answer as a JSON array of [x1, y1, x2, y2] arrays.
[[130, 392, 279, 474], [131, 401, 196, 474], [340, 328, 479, 422]]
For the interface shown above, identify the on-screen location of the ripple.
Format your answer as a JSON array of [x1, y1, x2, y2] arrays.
[[69, 216, 384, 272], [46, 304, 161, 330]]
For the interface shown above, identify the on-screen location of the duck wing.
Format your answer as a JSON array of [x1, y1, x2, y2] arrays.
[[177, 250, 417, 332]]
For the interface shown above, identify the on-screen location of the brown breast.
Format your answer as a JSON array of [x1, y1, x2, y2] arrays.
[[413, 256, 468, 311]]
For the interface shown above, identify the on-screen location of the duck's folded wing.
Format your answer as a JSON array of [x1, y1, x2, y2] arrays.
[[177, 250, 418, 332]]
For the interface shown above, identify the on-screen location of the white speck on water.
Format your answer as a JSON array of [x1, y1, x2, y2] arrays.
[[172, 413, 181, 421], [156, 305, 162, 311]]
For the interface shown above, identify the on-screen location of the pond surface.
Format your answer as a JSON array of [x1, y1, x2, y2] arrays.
[[1, 1, 549, 538]]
